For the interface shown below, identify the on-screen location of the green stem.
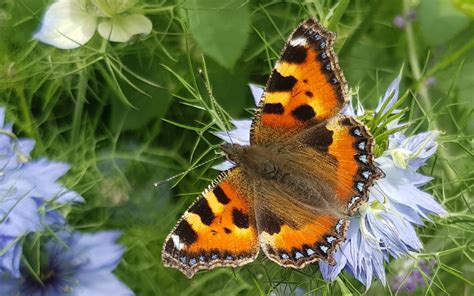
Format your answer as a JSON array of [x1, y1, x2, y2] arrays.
[[14, 86, 43, 151], [21, 256, 44, 287], [15, 87, 34, 136], [70, 67, 89, 144], [141, 5, 175, 14], [404, 3, 431, 111]]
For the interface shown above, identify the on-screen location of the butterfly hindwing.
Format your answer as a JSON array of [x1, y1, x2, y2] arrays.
[[162, 168, 259, 278], [256, 205, 349, 268], [299, 116, 382, 214], [251, 18, 348, 144]]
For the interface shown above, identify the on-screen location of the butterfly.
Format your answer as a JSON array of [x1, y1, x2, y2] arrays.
[[162, 18, 382, 278]]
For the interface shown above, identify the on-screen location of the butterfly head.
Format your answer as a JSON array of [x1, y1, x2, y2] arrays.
[[222, 143, 281, 180], [221, 143, 246, 164]]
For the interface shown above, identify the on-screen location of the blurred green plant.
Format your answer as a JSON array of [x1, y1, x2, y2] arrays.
[[0, 0, 472, 295]]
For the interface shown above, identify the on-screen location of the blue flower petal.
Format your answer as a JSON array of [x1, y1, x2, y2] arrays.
[[375, 73, 402, 117], [70, 231, 125, 272], [212, 160, 235, 171], [387, 131, 439, 170], [319, 243, 347, 281], [17, 139, 35, 157], [0, 197, 41, 236], [0, 236, 22, 278], [213, 119, 252, 145], [73, 271, 134, 296], [249, 84, 263, 105]]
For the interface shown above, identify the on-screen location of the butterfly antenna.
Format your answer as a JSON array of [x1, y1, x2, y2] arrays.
[[154, 154, 224, 188], [197, 64, 235, 146]]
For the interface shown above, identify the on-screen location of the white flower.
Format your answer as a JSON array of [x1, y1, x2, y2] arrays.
[[34, 0, 152, 49]]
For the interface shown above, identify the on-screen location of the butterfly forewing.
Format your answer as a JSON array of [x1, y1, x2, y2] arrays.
[[251, 18, 348, 144]]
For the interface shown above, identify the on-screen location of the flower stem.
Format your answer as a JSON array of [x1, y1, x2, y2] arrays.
[[70, 67, 88, 145], [14, 86, 43, 152], [141, 5, 175, 14], [403, 0, 430, 112], [21, 256, 44, 287]]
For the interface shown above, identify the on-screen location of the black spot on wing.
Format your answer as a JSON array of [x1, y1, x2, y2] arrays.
[[174, 220, 197, 245], [232, 208, 249, 229], [224, 227, 232, 234], [259, 209, 284, 235], [341, 118, 352, 126], [189, 199, 215, 225], [164, 239, 176, 254], [304, 124, 334, 153], [263, 103, 284, 114], [281, 45, 307, 64], [292, 104, 316, 122], [213, 185, 230, 204], [267, 70, 297, 92], [292, 25, 308, 40]]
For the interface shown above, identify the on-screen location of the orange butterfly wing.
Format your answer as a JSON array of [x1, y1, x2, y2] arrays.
[[257, 207, 348, 267], [251, 18, 348, 144], [162, 168, 259, 278]]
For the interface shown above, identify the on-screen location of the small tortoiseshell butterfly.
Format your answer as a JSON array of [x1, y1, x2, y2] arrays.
[[162, 18, 382, 278]]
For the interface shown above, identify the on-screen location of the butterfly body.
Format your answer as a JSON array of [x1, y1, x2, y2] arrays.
[[163, 18, 383, 278], [222, 135, 341, 210]]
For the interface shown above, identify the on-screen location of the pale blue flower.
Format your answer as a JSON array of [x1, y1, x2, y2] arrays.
[[371, 156, 446, 225], [0, 107, 82, 277], [385, 131, 439, 170], [34, 0, 152, 49], [342, 94, 365, 117], [215, 81, 445, 290], [319, 128, 446, 288], [0, 231, 133, 296]]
